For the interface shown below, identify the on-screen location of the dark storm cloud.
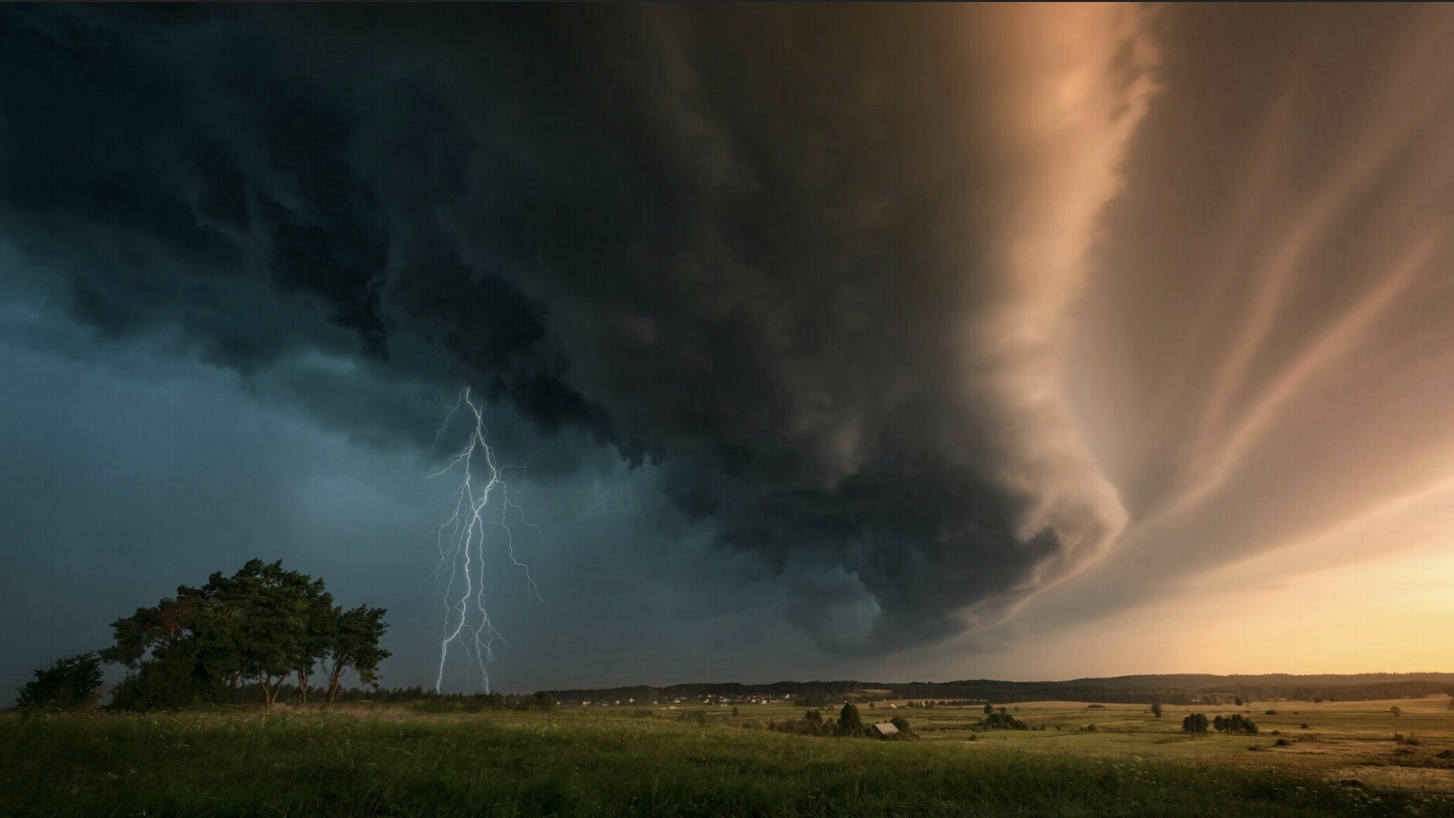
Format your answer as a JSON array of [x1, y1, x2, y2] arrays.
[[0, 6, 1152, 650]]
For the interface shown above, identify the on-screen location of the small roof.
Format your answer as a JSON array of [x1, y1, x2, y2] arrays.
[[872, 722, 899, 736]]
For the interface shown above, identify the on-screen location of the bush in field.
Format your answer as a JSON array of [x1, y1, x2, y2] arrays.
[[890, 716, 910, 733], [1182, 713, 1209, 735], [1151, 701, 1163, 718], [677, 709, 708, 726], [16, 653, 104, 711], [517, 691, 556, 711], [838, 702, 863, 735]]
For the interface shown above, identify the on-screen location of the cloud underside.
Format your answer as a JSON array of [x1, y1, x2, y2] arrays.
[[0, 5, 1157, 651]]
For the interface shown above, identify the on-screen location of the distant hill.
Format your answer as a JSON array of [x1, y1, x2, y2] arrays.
[[545, 673, 1454, 707]]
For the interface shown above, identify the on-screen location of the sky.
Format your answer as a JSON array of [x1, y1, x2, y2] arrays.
[[3, 4, 1454, 699]]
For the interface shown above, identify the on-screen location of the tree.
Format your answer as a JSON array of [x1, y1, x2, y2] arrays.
[[197, 559, 334, 707], [839, 702, 863, 735], [101, 594, 201, 671], [1151, 701, 1164, 718], [1390, 706, 1402, 717], [1182, 713, 1209, 735], [16, 653, 104, 711], [983, 703, 994, 715], [324, 605, 390, 704], [104, 586, 226, 710]]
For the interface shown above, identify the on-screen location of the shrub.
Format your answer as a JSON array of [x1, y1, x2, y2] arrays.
[[16, 653, 104, 711]]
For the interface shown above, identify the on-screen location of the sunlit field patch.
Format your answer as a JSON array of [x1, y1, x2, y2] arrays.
[[2, 699, 1451, 817]]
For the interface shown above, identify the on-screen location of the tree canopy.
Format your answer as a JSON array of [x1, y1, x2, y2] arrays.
[[838, 702, 863, 735], [102, 559, 389, 709]]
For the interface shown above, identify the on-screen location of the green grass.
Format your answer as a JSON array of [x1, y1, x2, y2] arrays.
[[0, 708, 1445, 817]]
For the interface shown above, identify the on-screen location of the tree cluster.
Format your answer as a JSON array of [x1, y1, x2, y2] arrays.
[[1213, 714, 1259, 735], [101, 559, 389, 710], [768, 703, 887, 738], [976, 706, 1030, 730], [1182, 713, 1209, 735]]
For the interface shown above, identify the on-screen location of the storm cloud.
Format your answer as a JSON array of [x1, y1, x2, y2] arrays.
[[0, 5, 1157, 652]]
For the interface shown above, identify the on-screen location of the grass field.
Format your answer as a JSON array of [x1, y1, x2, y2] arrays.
[[2, 696, 1452, 817]]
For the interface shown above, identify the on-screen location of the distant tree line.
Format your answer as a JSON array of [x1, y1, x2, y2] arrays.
[[548, 674, 1454, 709]]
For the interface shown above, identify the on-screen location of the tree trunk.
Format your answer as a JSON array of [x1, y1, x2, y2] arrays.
[[261, 674, 286, 707], [297, 668, 309, 705], [326, 664, 345, 704], [258, 675, 272, 708]]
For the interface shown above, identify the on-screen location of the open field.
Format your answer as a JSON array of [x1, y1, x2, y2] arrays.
[[2, 697, 1452, 817]]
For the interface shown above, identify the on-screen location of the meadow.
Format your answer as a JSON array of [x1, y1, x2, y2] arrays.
[[2, 695, 1451, 817]]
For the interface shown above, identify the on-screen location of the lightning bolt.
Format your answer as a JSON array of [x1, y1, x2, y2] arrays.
[[429, 387, 543, 693]]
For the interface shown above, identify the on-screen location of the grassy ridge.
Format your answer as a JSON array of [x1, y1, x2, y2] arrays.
[[0, 709, 1438, 817]]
